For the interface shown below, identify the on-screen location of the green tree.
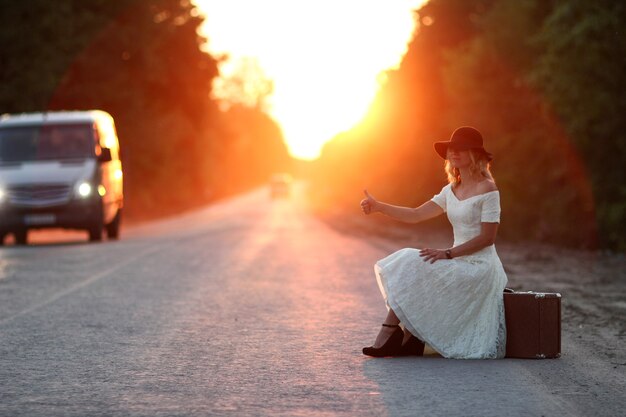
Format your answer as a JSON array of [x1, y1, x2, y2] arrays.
[[0, 0, 129, 112], [530, 0, 626, 248]]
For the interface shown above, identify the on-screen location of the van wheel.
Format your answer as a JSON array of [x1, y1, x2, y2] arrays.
[[14, 229, 28, 245], [106, 209, 122, 240], [88, 222, 103, 242]]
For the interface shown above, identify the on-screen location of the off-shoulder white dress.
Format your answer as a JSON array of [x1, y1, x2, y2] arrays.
[[374, 183, 508, 359]]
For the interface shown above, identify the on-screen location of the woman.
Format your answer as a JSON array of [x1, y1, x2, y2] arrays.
[[360, 126, 508, 359]]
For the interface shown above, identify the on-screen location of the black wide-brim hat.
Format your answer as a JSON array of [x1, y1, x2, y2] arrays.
[[434, 126, 493, 161]]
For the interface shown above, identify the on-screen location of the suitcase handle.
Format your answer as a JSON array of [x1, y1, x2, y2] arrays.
[[503, 287, 515, 293]]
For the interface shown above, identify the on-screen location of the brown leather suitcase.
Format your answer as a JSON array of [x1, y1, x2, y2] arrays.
[[503, 289, 561, 359]]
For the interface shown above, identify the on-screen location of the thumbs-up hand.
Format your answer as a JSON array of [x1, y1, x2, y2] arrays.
[[360, 189, 378, 215]]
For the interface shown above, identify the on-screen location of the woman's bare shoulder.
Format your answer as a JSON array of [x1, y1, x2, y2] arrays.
[[478, 179, 499, 193]]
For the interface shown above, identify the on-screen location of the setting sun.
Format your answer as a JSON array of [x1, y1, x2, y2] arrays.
[[194, 0, 426, 160]]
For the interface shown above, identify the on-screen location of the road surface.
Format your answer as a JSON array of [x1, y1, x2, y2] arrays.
[[0, 185, 624, 416]]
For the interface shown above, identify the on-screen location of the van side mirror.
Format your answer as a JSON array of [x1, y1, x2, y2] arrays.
[[98, 147, 112, 163]]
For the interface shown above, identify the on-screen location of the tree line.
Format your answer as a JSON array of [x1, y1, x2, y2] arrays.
[[0, 0, 291, 220], [311, 0, 626, 250]]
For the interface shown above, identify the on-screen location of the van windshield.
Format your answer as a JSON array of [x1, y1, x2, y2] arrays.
[[0, 124, 95, 163]]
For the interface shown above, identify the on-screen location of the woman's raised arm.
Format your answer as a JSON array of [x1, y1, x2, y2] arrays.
[[360, 190, 444, 224]]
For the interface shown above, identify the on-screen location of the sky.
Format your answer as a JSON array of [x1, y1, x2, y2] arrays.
[[194, 0, 427, 160]]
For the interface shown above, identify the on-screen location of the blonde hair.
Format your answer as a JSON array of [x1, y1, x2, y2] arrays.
[[445, 150, 494, 185]]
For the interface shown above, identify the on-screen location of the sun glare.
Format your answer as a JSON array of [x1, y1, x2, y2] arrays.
[[194, 0, 426, 160]]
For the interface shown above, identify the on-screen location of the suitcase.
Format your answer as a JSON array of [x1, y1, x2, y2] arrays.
[[503, 288, 561, 359]]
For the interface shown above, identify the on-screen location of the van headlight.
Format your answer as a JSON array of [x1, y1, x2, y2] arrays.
[[75, 181, 93, 198], [0, 186, 5, 203]]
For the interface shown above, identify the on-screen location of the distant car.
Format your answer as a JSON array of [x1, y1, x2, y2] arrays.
[[269, 173, 292, 198], [0, 110, 124, 245]]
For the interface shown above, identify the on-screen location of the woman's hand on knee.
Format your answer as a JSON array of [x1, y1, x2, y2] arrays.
[[419, 248, 447, 263]]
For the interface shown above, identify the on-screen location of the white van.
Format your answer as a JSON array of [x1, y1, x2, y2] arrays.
[[0, 110, 123, 244]]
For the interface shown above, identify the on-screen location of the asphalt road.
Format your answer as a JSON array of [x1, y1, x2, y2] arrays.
[[0, 186, 624, 417]]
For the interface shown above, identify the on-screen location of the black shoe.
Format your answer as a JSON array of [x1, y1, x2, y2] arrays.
[[362, 324, 404, 357], [397, 334, 425, 356]]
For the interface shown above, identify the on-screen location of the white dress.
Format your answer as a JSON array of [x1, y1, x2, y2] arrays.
[[374, 183, 508, 359]]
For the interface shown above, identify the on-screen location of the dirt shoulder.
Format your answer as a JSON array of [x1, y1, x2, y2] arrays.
[[317, 210, 626, 367]]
